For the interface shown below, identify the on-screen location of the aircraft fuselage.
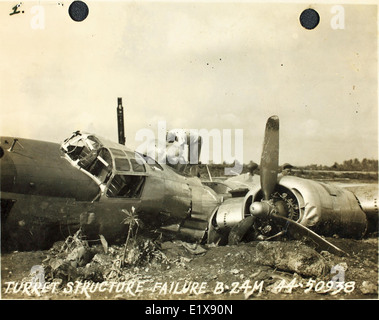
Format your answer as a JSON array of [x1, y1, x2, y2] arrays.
[[0, 135, 220, 250]]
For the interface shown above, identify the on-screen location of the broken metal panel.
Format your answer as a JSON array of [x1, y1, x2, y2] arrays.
[[178, 227, 207, 241], [191, 184, 220, 219], [223, 173, 261, 190], [181, 218, 208, 230], [163, 216, 209, 242], [202, 181, 232, 197], [162, 179, 192, 218], [158, 181, 219, 242], [160, 222, 207, 242]]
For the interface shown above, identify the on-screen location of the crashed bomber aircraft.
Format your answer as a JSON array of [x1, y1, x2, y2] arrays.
[[0, 116, 378, 254]]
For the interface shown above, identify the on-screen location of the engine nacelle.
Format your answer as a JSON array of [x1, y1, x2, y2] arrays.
[[208, 176, 369, 243], [243, 176, 368, 238], [207, 197, 245, 244]]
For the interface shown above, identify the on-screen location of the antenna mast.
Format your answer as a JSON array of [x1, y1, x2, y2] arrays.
[[117, 97, 126, 145]]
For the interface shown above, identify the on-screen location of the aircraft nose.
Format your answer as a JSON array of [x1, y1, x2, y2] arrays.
[[0, 144, 17, 193]]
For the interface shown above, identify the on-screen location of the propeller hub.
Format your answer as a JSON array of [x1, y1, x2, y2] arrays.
[[250, 201, 272, 218]]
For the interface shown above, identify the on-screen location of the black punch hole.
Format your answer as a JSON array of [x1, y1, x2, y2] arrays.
[[69, 1, 89, 22], [299, 8, 320, 30]]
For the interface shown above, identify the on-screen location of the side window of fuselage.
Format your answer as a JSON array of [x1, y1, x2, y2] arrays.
[[106, 175, 145, 198]]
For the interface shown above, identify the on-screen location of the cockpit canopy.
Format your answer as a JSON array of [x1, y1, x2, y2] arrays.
[[60, 132, 162, 198]]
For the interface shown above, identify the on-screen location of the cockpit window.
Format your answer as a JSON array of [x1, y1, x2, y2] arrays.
[[130, 159, 146, 172], [110, 148, 126, 157], [136, 152, 164, 171], [87, 135, 101, 149], [115, 158, 131, 171], [124, 151, 146, 172], [64, 138, 87, 161], [106, 175, 145, 198], [63, 134, 101, 167]]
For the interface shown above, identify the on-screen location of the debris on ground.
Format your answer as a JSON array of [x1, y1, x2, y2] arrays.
[[42, 230, 170, 284], [360, 281, 378, 295], [1, 232, 378, 300], [254, 241, 330, 278]]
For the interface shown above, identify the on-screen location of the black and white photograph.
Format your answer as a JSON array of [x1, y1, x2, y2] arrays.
[[0, 0, 378, 304]]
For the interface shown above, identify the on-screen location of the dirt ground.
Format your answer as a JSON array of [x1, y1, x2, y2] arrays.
[[1, 235, 378, 301], [1, 180, 378, 302]]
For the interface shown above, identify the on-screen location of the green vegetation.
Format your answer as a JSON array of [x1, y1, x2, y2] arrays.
[[197, 158, 378, 182]]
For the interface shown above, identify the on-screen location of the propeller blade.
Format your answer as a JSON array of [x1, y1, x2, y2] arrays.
[[228, 216, 255, 245], [260, 115, 280, 200], [272, 214, 348, 256]]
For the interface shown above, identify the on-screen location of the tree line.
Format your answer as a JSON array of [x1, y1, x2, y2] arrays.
[[198, 158, 378, 181], [301, 158, 378, 172]]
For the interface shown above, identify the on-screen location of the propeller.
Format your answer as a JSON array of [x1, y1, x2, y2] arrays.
[[250, 115, 280, 218], [228, 116, 279, 243], [260, 115, 280, 201], [228, 115, 348, 256], [270, 214, 347, 256]]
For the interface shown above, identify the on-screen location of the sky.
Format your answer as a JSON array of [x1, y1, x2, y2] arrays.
[[0, 0, 378, 166]]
